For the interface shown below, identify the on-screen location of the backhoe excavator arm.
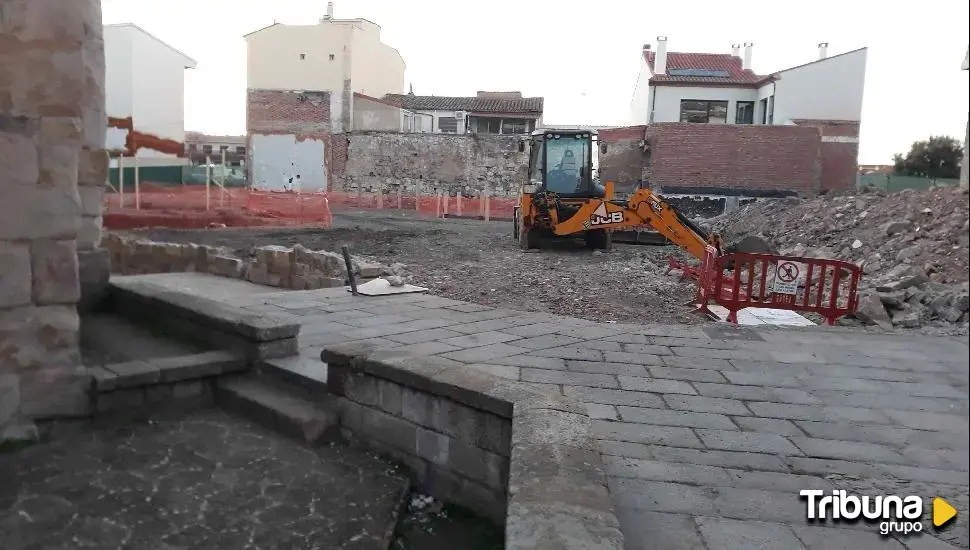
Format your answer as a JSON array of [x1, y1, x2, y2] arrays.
[[551, 187, 723, 260]]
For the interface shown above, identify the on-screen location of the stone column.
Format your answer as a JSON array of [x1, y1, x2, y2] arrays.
[[0, 0, 105, 441]]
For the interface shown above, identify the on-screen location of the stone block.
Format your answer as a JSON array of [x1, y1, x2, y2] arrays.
[[0, 127, 40, 187], [77, 185, 103, 216], [0, 243, 32, 308], [207, 255, 245, 278], [415, 426, 451, 465], [359, 404, 418, 454], [38, 119, 81, 189], [77, 148, 108, 187], [344, 371, 380, 407], [104, 360, 159, 387], [19, 366, 92, 419], [77, 215, 102, 250], [30, 239, 80, 305], [0, 374, 20, 428], [145, 384, 174, 403], [0, 305, 80, 372], [96, 388, 145, 412], [448, 438, 508, 490], [172, 379, 207, 400]]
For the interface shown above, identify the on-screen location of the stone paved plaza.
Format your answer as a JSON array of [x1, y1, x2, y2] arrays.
[[140, 274, 969, 550]]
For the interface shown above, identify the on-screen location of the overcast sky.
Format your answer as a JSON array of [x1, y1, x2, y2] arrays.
[[102, 0, 969, 164]]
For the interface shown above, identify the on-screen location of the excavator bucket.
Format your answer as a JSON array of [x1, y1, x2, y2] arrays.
[[721, 235, 778, 271], [723, 235, 778, 256]]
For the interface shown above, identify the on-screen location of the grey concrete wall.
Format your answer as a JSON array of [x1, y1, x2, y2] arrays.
[[353, 96, 401, 131], [250, 133, 327, 191], [341, 132, 527, 195]]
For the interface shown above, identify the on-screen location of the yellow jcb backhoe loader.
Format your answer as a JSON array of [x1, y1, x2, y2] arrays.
[[513, 128, 773, 261]]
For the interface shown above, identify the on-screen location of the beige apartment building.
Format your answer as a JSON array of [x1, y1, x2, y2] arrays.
[[244, 2, 405, 132]]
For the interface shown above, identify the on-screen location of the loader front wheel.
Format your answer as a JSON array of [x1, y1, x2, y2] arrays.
[[518, 217, 538, 250]]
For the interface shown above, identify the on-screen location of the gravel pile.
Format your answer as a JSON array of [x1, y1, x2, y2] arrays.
[[710, 186, 970, 333]]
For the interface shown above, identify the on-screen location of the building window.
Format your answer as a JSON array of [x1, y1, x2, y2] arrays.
[[329, 53, 335, 61], [476, 118, 501, 134], [236, 146, 246, 154], [503, 119, 528, 134], [220, 145, 229, 151], [299, 53, 306, 60], [202, 144, 213, 154], [679, 100, 728, 124], [438, 117, 458, 133], [736, 101, 755, 124]]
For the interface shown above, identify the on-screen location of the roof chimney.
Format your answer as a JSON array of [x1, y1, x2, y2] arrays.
[[732, 44, 740, 57], [817, 42, 828, 60], [742, 42, 753, 71], [325, 2, 334, 19], [655, 36, 668, 75]]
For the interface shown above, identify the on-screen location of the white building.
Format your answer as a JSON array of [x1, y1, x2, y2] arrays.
[[630, 37, 867, 127], [244, 2, 405, 131], [104, 23, 196, 159]]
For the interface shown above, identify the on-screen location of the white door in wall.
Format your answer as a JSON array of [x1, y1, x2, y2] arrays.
[[250, 133, 327, 192]]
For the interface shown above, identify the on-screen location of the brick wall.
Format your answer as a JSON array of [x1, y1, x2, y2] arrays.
[[643, 123, 821, 196], [247, 89, 331, 135], [793, 120, 860, 193]]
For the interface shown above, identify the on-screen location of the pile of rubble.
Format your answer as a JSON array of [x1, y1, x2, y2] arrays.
[[709, 186, 970, 332]]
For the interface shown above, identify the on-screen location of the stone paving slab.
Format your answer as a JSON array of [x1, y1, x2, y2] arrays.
[[125, 274, 970, 549], [0, 408, 409, 550]]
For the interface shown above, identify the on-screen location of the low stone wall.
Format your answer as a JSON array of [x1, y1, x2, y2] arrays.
[[323, 343, 625, 550], [104, 234, 385, 290]]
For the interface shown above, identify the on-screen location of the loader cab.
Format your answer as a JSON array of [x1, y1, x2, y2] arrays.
[[520, 129, 605, 198]]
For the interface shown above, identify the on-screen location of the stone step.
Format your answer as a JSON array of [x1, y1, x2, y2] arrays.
[[214, 374, 339, 445]]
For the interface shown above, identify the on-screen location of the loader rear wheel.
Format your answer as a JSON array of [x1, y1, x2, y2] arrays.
[[585, 229, 612, 251]]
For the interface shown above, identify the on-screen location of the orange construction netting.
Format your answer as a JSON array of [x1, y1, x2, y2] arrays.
[[102, 184, 519, 230]]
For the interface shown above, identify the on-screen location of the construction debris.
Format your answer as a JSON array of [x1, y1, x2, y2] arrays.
[[710, 186, 970, 333]]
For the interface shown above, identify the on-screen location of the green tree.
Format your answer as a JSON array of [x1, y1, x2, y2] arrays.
[[892, 135, 964, 179]]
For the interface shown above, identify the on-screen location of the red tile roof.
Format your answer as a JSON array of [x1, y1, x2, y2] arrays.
[[645, 51, 767, 87]]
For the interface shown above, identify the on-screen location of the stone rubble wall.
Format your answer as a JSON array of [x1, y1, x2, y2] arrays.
[[104, 234, 389, 290], [1, 0, 108, 441], [340, 131, 528, 196]]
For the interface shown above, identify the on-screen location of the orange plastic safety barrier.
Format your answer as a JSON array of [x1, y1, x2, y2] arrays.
[[693, 248, 862, 325]]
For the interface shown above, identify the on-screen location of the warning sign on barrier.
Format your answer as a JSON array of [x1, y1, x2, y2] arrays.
[[773, 261, 802, 295]]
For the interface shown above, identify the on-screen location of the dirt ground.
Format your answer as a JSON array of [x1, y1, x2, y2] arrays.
[[129, 209, 706, 326]]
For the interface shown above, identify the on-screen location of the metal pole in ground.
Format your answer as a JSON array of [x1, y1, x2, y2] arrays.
[[397, 185, 402, 209], [341, 245, 359, 296], [133, 156, 140, 210], [205, 155, 211, 211], [377, 182, 383, 209], [118, 155, 125, 209], [220, 148, 227, 208], [456, 191, 462, 216], [415, 182, 421, 212]]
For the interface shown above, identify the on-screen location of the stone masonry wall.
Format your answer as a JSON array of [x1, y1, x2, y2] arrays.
[[340, 132, 528, 195], [1, 0, 107, 441], [104, 234, 387, 290], [333, 369, 511, 523]]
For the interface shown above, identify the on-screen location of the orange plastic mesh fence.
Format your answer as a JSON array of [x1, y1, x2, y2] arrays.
[[102, 184, 520, 228]]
